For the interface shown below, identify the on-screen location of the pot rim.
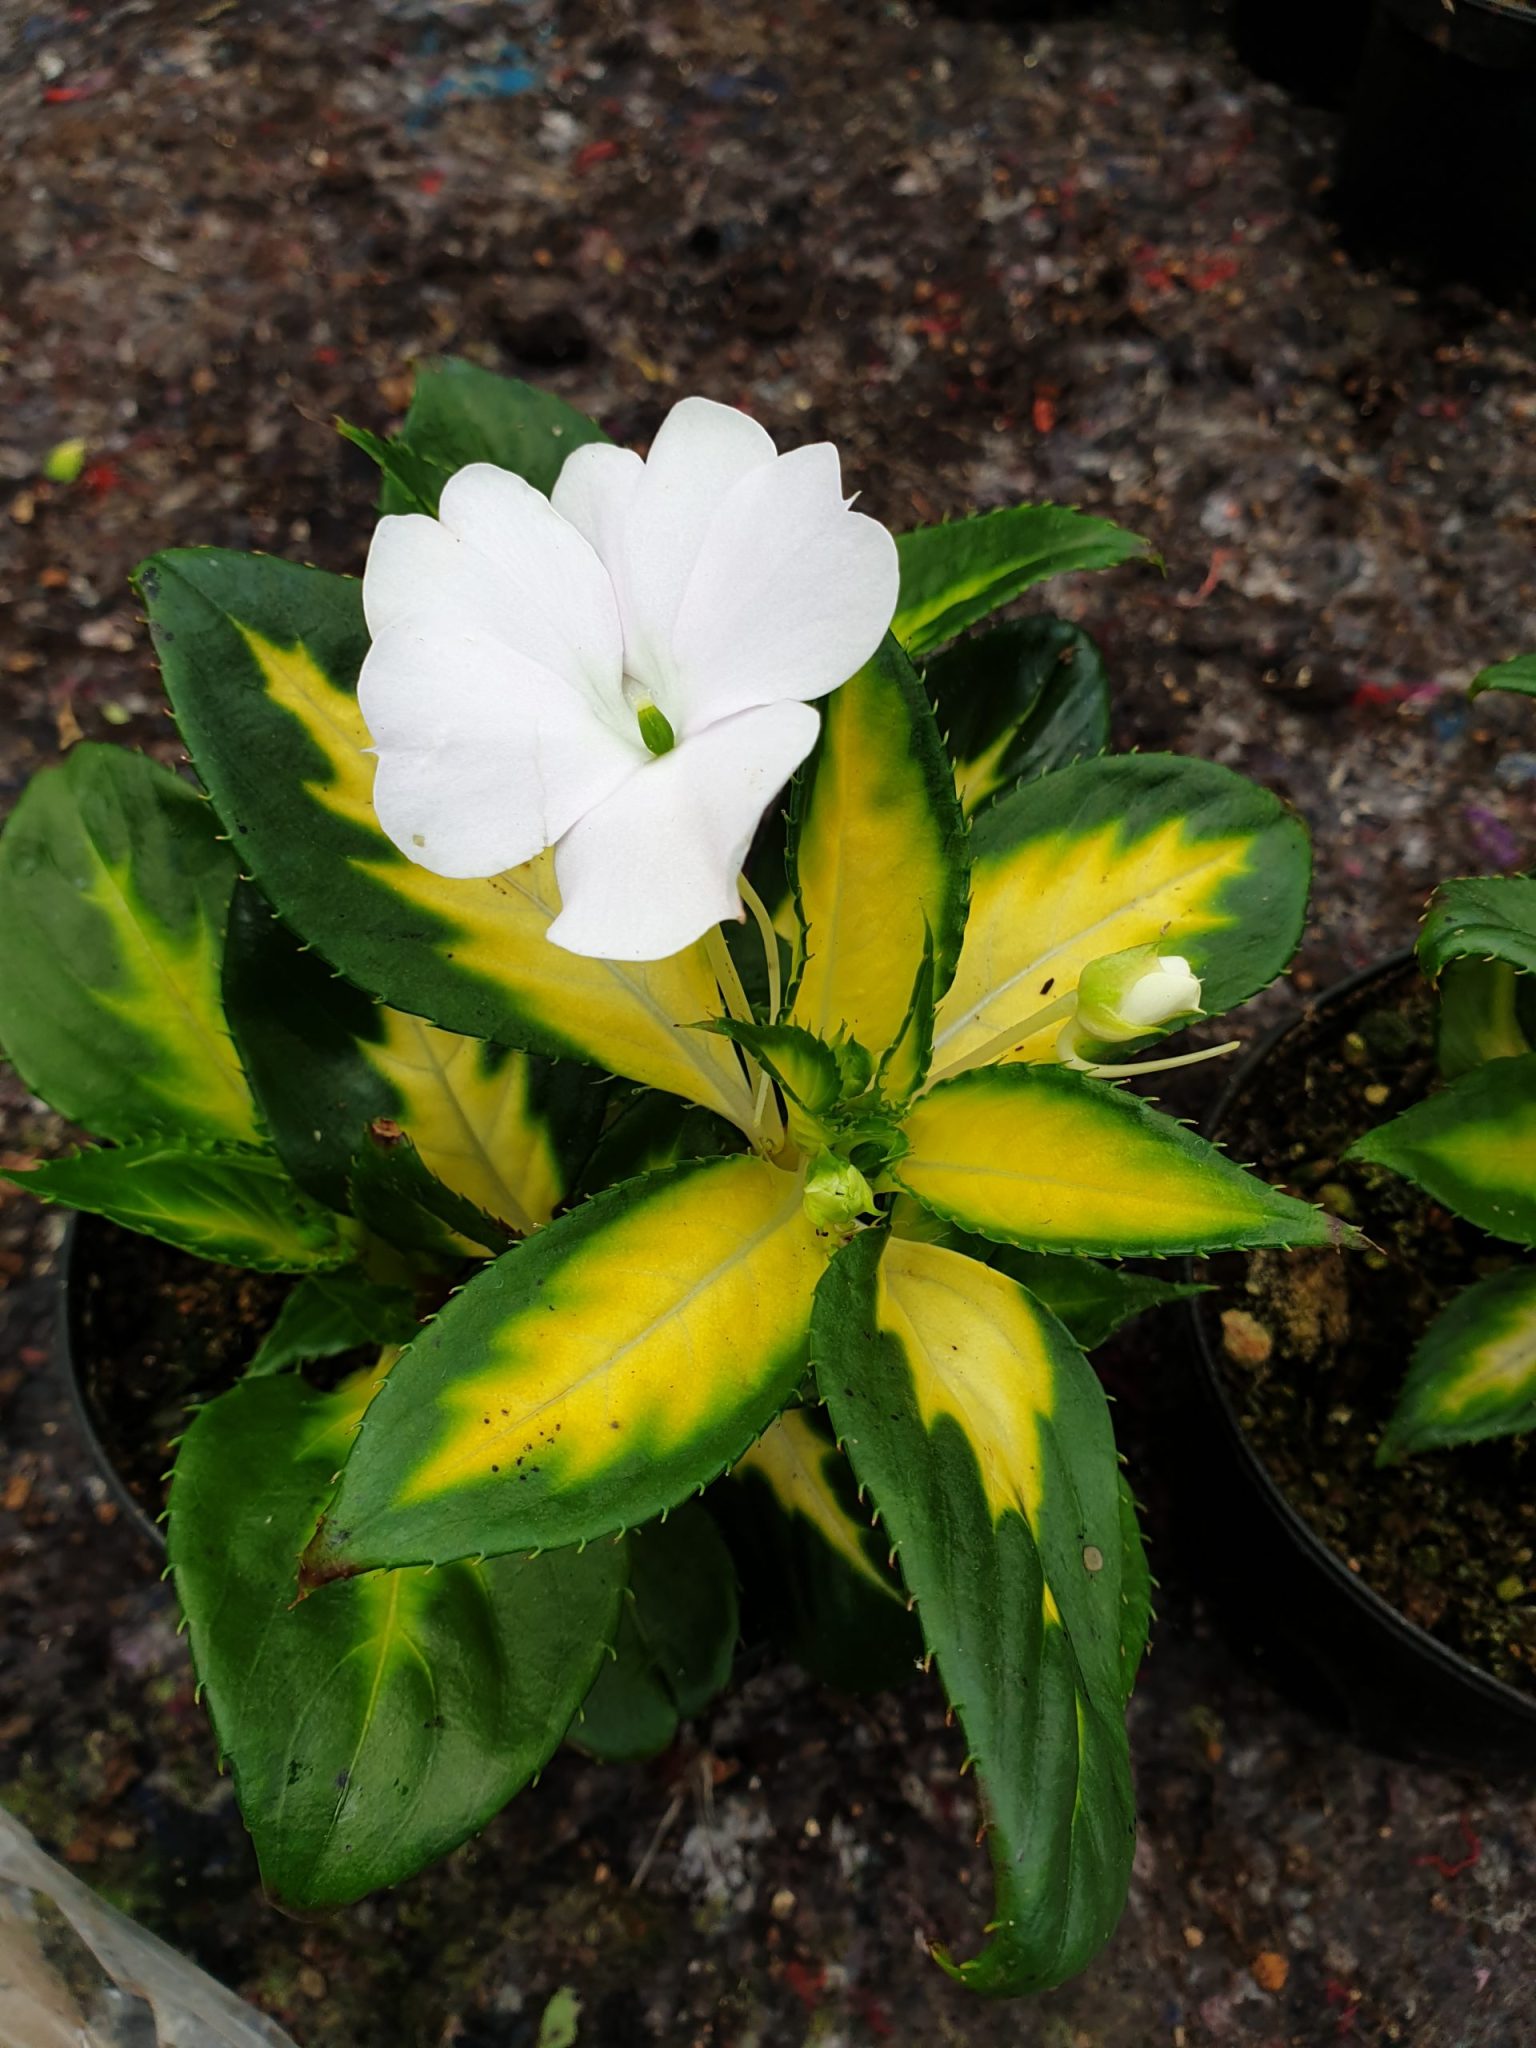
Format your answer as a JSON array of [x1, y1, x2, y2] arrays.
[[1185, 950, 1536, 1730], [55, 1213, 166, 1552]]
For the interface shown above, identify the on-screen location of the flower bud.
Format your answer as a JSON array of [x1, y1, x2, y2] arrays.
[[1072, 945, 1202, 1046], [802, 1148, 875, 1233]]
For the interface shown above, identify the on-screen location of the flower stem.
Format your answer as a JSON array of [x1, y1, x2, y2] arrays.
[[926, 991, 1078, 1087], [738, 874, 783, 1025], [704, 922, 784, 1152], [1064, 1038, 1241, 1080]]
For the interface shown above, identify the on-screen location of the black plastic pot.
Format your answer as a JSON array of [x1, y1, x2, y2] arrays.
[[1180, 957, 1536, 1771], [1231, 0, 1373, 106], [1335, 0, 1536, 300], [57, 1215, 165, 1552]]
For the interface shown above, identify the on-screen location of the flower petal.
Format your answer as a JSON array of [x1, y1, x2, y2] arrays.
[[547, 700, 821, 961], [555, 399, 778, 717], [667, 442, 899, 732], [363, 465, 625, 720], [359, 626, 643, 881]]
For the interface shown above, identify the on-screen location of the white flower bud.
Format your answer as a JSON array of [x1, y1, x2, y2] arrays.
[[1072, 945, 1203, 1047]]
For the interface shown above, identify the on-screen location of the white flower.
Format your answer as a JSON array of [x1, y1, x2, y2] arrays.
[[358, 397, 899, 961]]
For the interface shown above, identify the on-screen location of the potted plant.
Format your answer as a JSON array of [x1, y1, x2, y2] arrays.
[[0, 360, 1346, 1997], [1184, 654, 1536, 1765]]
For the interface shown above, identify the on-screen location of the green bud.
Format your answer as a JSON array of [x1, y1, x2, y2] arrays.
[[42, 437, 87, 485], [1073, 944, 1202, 1045], [802, 1148, 875, 1233]]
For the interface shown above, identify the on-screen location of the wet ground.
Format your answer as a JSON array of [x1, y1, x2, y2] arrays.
[[2, 1, 1535, 2042]]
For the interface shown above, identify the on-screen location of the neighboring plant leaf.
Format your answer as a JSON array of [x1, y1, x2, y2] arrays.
[[573, 1089, 741, 1199], [788, 635, 968, 1063], [304, 1154, 830, 1579], [0, 743, 261, 1147], [336, 419, 453, 518], [246, 1268, 421, 1378], [1419, 874, 1536, 983], [1469, 654, 1536, 701], [813, 1231, 1137, 1993], [168, 1372, 624, 1908], [1348, 1054, 1536, 1247], [923, 617, 1111, 813], [703, 1018, 843, 1115], [895, 1066, 1347, 1258], [8, 1139, 348, 1273], [724, 1405, 921, 1694], [378, 357, 609, 507], [892, 504, 1150, 659], [929, 754, 1311, 1080], [571, 1501, 739, 1762], [1438, 959, 1531, 1080], [1379, 1265, 1536, 1459], [224, 886, 603, 1230], [349, 1125, 514, 1261], [138, 550, 758, 1134]]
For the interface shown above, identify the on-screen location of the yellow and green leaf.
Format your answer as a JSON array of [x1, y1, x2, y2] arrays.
[[347, 1124, 514, 1262], [169, 1370, 624, 1907], [893, 503, 1150, 659], [895, 1065, 1346, 1258], [725, 1404, 921, 1694], [929, 754, 1310, 1081], [1380, 1265, 1536, 1459], [224, 885, 603, 1238], [305, 1153, 830, 1578], [1348, 1053, 1536, 1247], [9, 1138, 348, 1273], [788, 635, 968, 1062], [138, 549, 758, 1133], [922, 617, 1111, 814], [813, 1231, 1138, 1993], [0, 743, 261, 1147], [1437, 959, 1530, 1080]]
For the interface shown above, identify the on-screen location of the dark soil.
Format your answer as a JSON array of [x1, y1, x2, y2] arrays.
[[1199, 968, 1536, 1695], [68, 1216, 290, 1528]]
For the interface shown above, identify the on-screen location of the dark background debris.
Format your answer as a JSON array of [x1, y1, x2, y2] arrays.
[[2, 2, 1534, 2042]]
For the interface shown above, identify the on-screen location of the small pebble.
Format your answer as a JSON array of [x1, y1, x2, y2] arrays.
[[1251, 1950, 1289, 1993], [1221, 1308, 1273, 1367], [1496, 1575, 1525, 1604]]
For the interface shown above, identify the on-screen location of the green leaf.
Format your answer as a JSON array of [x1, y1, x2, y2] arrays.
[[381, 357, 609, 506], [875, 926, 938, 1110], [304, 1154, 830, 1579], [923, 617, 1111, 814], [724, 1405, 921, 1694], [1380, 1265, 1536, 1459], [572, 1089, 741, 1200], [349, 1125, 513, 1261], [1348, 1054, 1536, 1247], [703, 1018, 843, 1116], [1420, 875, 1536, 983], [8, 1138, 348, 1273], [139, 548, 757, 1133], [1469, 654, 1536, 701], [246, 1268, 420, 1378], [1438, 959, 1531, 1080], [571, 1502, 738, 1761], [930, 754, 1311, 1081], [893, 504, 1150, 660], [1115, 1477, 1152, 1706], [224, 886, 603, 1232], [336, 419, 453, 518], [814, 1231, 1137, 1993], [895, 1065, 1348, 1259], [168, 1371, 624, 1908], [788, 635, 968, 1063], [0, 743, 261, 1147]]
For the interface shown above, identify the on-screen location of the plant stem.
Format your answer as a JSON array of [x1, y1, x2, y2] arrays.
[[738, 874, 783, 1024], [926, 991, 1079, 1086], [1067, 1038, 1240, 1079], [704, 922, 784, 1152]]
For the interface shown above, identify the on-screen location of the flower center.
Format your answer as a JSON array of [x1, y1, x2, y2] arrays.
[[622, 674, 676, 757]]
